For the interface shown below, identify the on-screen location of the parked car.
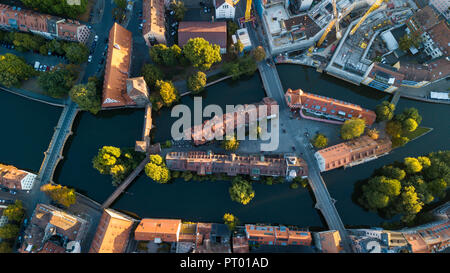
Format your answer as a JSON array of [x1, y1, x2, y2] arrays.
[[88, 55, 93, 63], [10, 190, 17, 195], [169, 10, 175, 15], [171, 30, 176, 36], [94, 35, 99, 42], [1, 187, 9, 193], [171, 22, 178, 27]]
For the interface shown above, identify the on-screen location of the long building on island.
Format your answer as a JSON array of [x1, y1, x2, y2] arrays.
[[102, 23, 134, 108], [0, 4, 90, 43], [0, 163, 36, 191], [314, 136, 392, 172], [285, 88, 377, 126], [166, 151, 308, 180], [185, 97, 278, 145]]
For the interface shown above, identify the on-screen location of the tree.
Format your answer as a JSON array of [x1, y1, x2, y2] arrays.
[[392, 136, 410, 148], [40, 184, 77, 207], [150, 44, 181, 66], [3, 200, 24, 222], [402, 118, 418, 133], [361, 176, 401, 210], [38, 64, 78, 98], [141, 64, 163, 89], [396, 107, 422, 126], [48, 39, 65, 55], [386, 120, 403, 138], [399, 33, 422, 51], [222, 135, 240, 151], [312, 133, 328, 148], [340, 118, 366, 140], [63, 42, 89, 64], [380, 166, 406, 180], [223, 213, 239, 231], [170, 0, 187, 21], [69, 79, 101, 114], [229, 178, 255, 205], [375, 101, 395, 122], [145, 154, 171, 183], [187, 71, 207, 94], [0, 224, 19, 239], [251, 46, 266, 62], [223, 61, 241, 80], [0, 242, 12, 253], [93, 146, 122, 174], [12, 32, 43, 52], [0, 53, 35, 87], [156, 80, 178, 106], [398, 186, 423, 222], [227, 21, 239, 36], [367, 128, 379, 140], [183, 37, 221, 70], [114, 0, 127, 9], [21, 0, 88, 18], [404, 157, 423, 174]]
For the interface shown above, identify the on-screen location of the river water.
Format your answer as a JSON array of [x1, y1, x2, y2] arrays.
[[1, 65, 449, 227]]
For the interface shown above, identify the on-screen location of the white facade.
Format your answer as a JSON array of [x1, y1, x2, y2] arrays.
[[236, 28, 252, 50], [421, 32, 443, 59], [20, 172, 37, 191], [314, 152, 326, 172], [215, 0, 235, 19]]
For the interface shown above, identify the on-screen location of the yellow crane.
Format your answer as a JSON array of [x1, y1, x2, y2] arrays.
[[245, 0, 252, 22], [316, 18, 337, 47], [332, 0, 341, 40], [350, 0, 385, 35]]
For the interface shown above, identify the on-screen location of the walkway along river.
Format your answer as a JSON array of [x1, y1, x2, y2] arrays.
[[1, 65, 449, 228]]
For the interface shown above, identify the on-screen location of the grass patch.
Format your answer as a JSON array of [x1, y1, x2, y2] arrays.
[[403, 126, 432, 141]]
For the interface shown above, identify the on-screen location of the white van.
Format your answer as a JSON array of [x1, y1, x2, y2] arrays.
[[34, 61, 40, 70]]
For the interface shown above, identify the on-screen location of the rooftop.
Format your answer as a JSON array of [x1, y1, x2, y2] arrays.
[[178, 21, 227, 49]]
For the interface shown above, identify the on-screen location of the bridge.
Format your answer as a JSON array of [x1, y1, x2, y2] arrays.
[[246, 21, 354, 252], [101, 157, 149, 209], [390, 90, 402, 106]]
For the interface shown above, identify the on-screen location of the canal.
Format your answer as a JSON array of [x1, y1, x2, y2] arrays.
[[2, 64, 449, 227], [0, 90, 61, 172]]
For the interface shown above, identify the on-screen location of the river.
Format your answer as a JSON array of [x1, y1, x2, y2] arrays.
[[2, 65, 449, 227]]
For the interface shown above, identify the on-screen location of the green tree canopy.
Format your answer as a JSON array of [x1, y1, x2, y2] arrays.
[[183, 37, 221, 71], [63, 42, 89, 64], [222, 135, 240, 151], [170, 0, 187, 21], [145, 155, 171, 183], [229, 177, 255, 205], [0, 53, 35, 87], [155, 80, 178, 106], [21, 0, 88, 18], [404, 157, 423, 174], [40, 184, 77, 207], [0, 224, 19, 239], [69, 78, 101, 114], [187, 71, 207, 94], [3, 200, 25, 222], [312, 133, 328, 148], [38, 64, 78, 98], [251, 46, 266, 62], [0, 242, 12, 253], [223, 213, 239, 231], [340, 118, 366, 140], [93, 146, 122, 174], [141, 63, 163, 89], [375, 101, 395, 122]]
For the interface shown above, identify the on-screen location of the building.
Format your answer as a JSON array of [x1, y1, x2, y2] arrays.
[[102, 23, 134, 108], [423, 20, 449, 59], [403, 220, 450, 253], [135, 104, 153, 152], [361, 63, 405, 93], [166, 151, 308, 180], [178, 21, 227, 54], [245, 225, 312, 246], [89, 209, 136, 253], [285, 88, 377, 125], [429, 0, 450, 21], [142, 0, 166, 45], [126, 77, 149, 107], [348, 229, 409, 253], [0, 4, 90, 43], [19, 203, 88, 253], [214, 0, 236, 20], [186, 97, 278, 145], [236, 28, 252, 51], [232, 236, 250, 253], [314, 136, 392, 172], [315, 230, 344, 253], [398, 57, 450, 87], [0, 163, 36, 191], [405, 6, 440, 36], [0, 206, 8, 227], [134, 218, 182, 243]]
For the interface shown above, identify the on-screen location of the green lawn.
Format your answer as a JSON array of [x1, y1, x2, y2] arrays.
[[403, 126, 432, 141]]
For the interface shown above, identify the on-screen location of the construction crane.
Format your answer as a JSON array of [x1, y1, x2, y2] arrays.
[[245, 0, 252, 22], [350, 0, 385, 35], [333, 0, 341, 40], [316, 18, 337, 47]]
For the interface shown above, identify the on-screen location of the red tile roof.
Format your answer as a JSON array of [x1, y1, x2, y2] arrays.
[[134, 218, 181, 242], [178, 21, 227, 49], [102, 23, 135, 108]]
